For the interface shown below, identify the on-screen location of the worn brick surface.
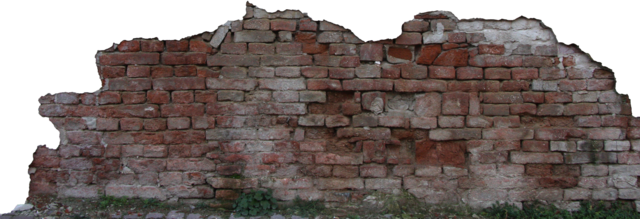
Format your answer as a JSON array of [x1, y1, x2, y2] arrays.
[[31, 3, 640, 208]]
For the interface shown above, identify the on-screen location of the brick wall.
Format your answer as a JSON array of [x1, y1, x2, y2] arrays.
[[30, 3, 640, 208]]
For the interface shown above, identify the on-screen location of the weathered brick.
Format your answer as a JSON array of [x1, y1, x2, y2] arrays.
[[511, 152, 563, 164], [317, 178, 364, 190]]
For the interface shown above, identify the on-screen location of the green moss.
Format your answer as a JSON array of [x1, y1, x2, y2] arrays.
[[481, 201, 640, 219]]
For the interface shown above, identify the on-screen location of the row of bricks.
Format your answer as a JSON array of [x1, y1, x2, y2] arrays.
[[39, 168, 624, 193], [97, 50, 568, 69], [111, 31, 484, 53], [99, 63, 611, 82], [52, 126, 640, 147], [48, 183, 633, 203], [33, 148, 640, 175], [222, 32, 551, 59], [38, 101, 632, 121], [31, 162, 630, 186], [34, 138, 640, 161], [68, 78, 619, 94], [46, 114, 640, 134], [41, 147, 640, 167], [43, 88, 626, 108]]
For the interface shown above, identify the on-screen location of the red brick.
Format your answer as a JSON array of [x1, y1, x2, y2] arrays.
[[441, 92, 469, 115], [117, 40, 140, 52], [360, 164, 387, 177], [214, 190, 239, 200], [162, 52, 207, 65], [545, 92, 572, 103], [539, 177, 578, 188], [553, 165, 580, 177], [332, 165, 358, 178], [276, 43, 303, 55], [471, 151, 508, 164], [141, 40, 164, 52], [522, 141, 549, 152], [343, 79, 393, 91], [336, 128, 391, 140], [258, 103, 306, 115], [207, 102, 259, 115], [165, 40, 189, 52], [511, 152, 564, 164], [483, 92, 523, 104], [120, 118, 143, 131], [336, 56, 359, 68], [469, 55, 522, 67], [379, 116, 406, 128], [456, 67, 483, 80], [482, 104, 509, 116], [398, 63, 427, 79], [493, 116, 521, 128], [315, 152, 363, 165], [151, 66, 173, 78], [526, 164, 553, 176], [446, 81, 478, 92], [302, 43, 328, 54], [171, 91, 193, 104], [501, 81, 529, 91], [523, 92, 545, 103], [539, 68, 567, 80], [512, 68, 538, 80], [299, 18, 317, 31], [294, 32, 316, 44], [433, 49, 468, 67], [395, 32, 422, 45], [98, 91, 121, 105], [167, 117, 190, 130], [593, 69, 614, 79], [126, 66, 150, 78], [442, 43, 466, 50], [299, 67, 327, 79], [100, 66, 126, 78], [166, 158, 214, 171], [147, 91, 170, 104], [99, 52, 160, 66], [485, 68, 511, 80], [478, 44, 505, 55], [446, 32, 466, 43], [601, 115, 628, 127], [523, 56, 558, 67], [307, 79, 342, 91], [217, 165, 243, 176], [567, 68, 593, 79], [361, 140, 385, 163], [476, 81, 500, 92], [482, 128, 533, 140], [587, 79, 615, 91], [271, 19, 297, 31], [189, 40, 213, 53], [174, 66, 197, 77], [329, 68, 355, 79], [248, 43, 275, 54], [510, 104, 537, 115], [395, 80, 446, 92], [402, 20, 430, 32], [160, 104, 205, 117], [564, 103, 598, 116], [143, 119, 167, 131], [96, 118, 119, 131], [357, 43, 383, 62], [207, 54, 259, 66], [415, 44, 441, 65], [429, 66, 455, 79], [121, 92, 145, 104], [221, 43, 247, 54], [416, 140, 466, 167]]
